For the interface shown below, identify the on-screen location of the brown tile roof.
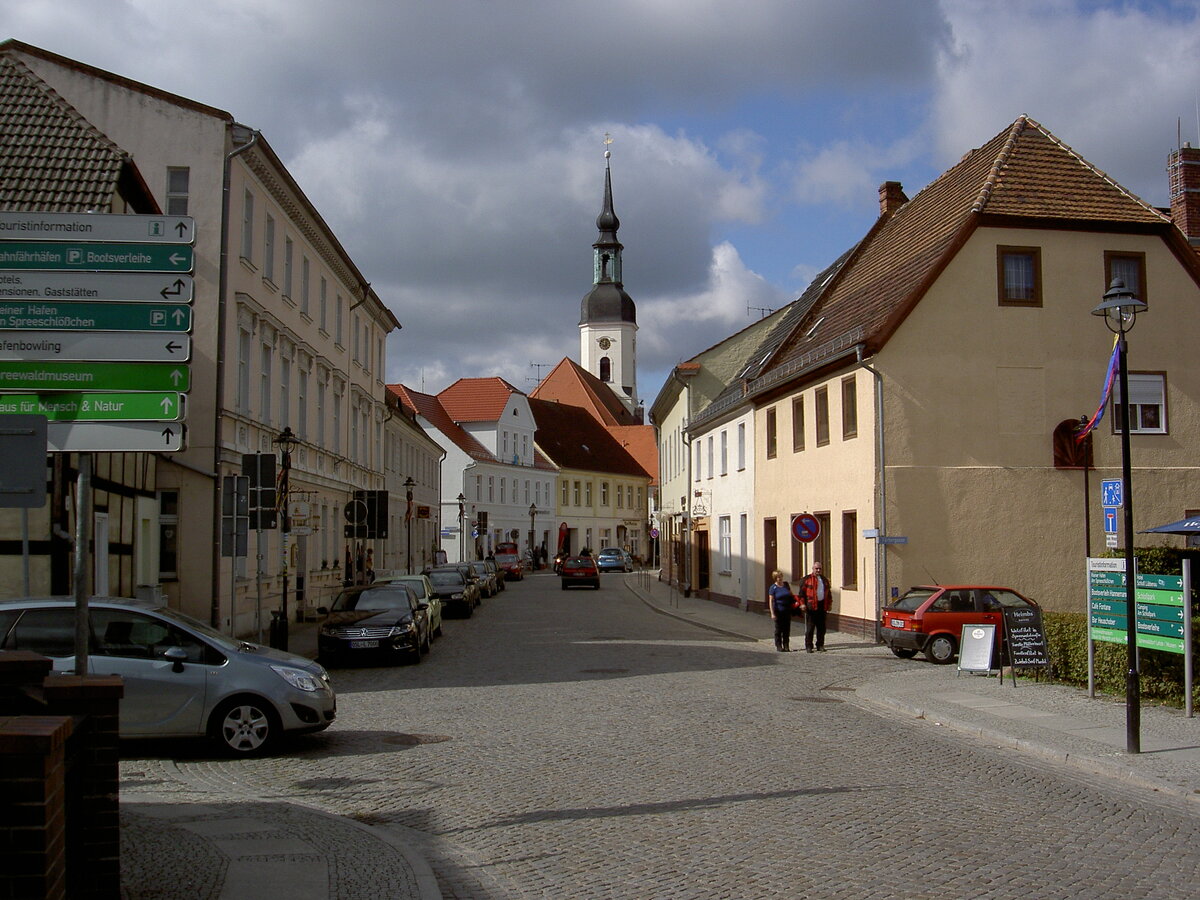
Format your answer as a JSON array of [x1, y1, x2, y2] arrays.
[[530, 357, 640, 427], [389, 383, 494, 462], [438, 376, 524, 423], [606, 424, 659, 484], [0, 54, 154, 212], [758, 116, 1173, 386], [529, 397, 650, 478]]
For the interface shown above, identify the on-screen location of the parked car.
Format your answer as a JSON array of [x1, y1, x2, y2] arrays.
[[0, 596, 335, 756], [493, 548, 524, 580], [465, 559, 498, 597], [560, 555, 601, 590], [373, 574, 443, 638], [482, 557, 506, 592], [425, 566, 481, 617], [596, 548, 633, 573], [317, 582, 431, 667], [880, 585, 1039, 664]]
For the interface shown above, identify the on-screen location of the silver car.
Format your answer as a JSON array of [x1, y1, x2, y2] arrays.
[[374, 574, 444, 638], [0, 597, 335, 756]]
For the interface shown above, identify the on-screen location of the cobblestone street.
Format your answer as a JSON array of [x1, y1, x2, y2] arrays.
[[122, 574, 1200, 899]]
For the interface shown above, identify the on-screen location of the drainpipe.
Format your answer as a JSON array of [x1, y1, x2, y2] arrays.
[[211, 125, 260, 629], [857, 346, 886, 642]]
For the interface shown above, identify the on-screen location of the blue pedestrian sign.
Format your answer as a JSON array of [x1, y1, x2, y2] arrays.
[[1101, 479, 1123, 508], [1103, 508, 1118, 534]]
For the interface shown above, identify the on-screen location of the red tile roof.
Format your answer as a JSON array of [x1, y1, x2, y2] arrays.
[[438, 376, 523, 423], [530, 358, 639, 427], [529, 398, 650, 478], [389, 383, 494, 462]]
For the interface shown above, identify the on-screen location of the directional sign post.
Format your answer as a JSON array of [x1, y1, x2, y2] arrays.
[[0, 272, 194, 303], [0, 331, 190, 362], [0, 361, 189, 392], [0, 242, 193, 273], [0, 392, 183, 421], [47, 421, 185, 452], [0, 301, 192, 332]]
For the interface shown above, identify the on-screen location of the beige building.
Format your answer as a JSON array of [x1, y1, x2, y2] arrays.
[[3, 41, 401, 633]]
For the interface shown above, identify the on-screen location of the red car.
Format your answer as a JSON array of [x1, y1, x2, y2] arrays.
[[880, 585, 1039, 664], [560, 556, 600, 590]]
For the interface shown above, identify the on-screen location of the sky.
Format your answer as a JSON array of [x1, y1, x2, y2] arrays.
[[4, 0, 1200, 408]]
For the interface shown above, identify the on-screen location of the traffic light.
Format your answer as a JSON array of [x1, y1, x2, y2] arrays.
[[367, 490, 389, 539], [242, 453, 277, 530], [477, 510, 488, 533]]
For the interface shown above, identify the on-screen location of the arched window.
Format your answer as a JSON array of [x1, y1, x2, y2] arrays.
[[599, 356, 611, 383]]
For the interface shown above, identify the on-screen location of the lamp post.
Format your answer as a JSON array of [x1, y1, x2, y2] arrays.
[[404, 475, 416, 574], [457, 493, 466, 563], [529, 503, 538, 571], [272, 426, 297, 651], [1091, 277, 1147, 754]]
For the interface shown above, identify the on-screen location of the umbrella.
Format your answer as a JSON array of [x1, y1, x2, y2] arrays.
[[1139, 517, 1200, 534]]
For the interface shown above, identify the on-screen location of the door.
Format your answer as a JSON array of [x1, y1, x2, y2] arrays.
[[763, 518, 777, 597], [696, 530, 710, 590]]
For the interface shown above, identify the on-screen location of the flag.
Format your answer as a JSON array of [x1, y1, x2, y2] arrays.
[[1076, 335, 1120, 443]]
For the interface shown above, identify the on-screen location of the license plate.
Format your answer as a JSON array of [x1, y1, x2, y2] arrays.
[[889, 618, 905, 629], [349, 639, 379, 649]]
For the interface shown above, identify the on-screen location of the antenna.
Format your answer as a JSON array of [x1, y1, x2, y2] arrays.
[[529, 361, 552, 384], [747, 305, 775, 319]]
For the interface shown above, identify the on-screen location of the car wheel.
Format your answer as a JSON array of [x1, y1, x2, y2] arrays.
[[592, 580, 600, 590], [434, 620, 443, 638], [211, 697, 279, 756], [420, 630, 431, 655], [925, 634, 957, 664], [889, 647, 918, 659]]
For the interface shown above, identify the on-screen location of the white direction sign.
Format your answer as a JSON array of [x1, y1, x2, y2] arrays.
[[0, 331, 190, 362], [47, 421, 186, 453], [0, 212, 195, 244], [0, 272, 194, 302]]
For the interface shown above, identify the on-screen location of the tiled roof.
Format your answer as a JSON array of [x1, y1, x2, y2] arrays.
[[529, 398, 649, 478], [530, 358, 640, 427], [389, 383, 495, 462], [606, 424, 658, 484], [438, 376, 524, 423], [0, 54, 147, 212], [759, 116, 1173, 383]]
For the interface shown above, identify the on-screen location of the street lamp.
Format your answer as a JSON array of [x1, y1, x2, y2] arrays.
[[457, 493, 466, 563], [529, 503, 538, 571], [404, 475, 416, 574], [1091, 276, 1147, 754], [271, 426, 297, 651]]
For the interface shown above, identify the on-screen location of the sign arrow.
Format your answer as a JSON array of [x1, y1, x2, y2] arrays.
[[170, 369, 184, 386], [165, 340, 182, 354], [162, 426, 175, 443], [160, 396, 175, 415], [174, 222, 188, 238], [168, 252, 186, 266], [160, 278, 186, 298], [171, 307, 187, 326]]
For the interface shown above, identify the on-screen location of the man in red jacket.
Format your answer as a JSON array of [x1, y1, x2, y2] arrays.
[[800, 563, 832, 653]]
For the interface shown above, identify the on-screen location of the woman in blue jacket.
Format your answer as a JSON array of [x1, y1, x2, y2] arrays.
[[767, 570, 796, 652]]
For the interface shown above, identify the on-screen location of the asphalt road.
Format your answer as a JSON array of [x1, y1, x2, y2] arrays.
[[125, 572, 1200, 899]]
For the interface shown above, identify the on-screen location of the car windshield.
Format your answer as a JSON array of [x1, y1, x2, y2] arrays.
[[148, 604, 245, 651], [390, 579, 429, 599], [330, 587, 412, 612], [598, 549, 620, 557], [888, 589, 936, 612], [566, 557, 593, 567], [428, 570, 465, 587], [470, 562, 488, 574]]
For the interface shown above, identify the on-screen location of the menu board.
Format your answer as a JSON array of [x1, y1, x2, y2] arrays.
[[1003, 606, 1050, 669], [958, 624, 997, 672]]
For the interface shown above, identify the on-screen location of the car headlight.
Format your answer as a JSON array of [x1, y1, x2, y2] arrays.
[[451, 592, 463, 599], [388, 623, 415, 637], [271, 665, 322, 692]]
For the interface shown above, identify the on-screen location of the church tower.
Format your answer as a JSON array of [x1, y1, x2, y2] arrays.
[[579, 142, 639, 419]]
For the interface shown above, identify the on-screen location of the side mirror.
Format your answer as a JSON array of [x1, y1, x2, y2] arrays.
[[316, 606, 329, 616], [163, 646, 188, 673]]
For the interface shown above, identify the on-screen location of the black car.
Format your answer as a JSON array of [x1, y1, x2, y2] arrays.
[[425, 566, 481, 617], [317, 583, 431, 666]]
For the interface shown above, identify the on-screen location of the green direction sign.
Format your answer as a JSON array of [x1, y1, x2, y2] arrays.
[[0, 391, 182, 421], [0, 242, 193, 273], [0, 301, 191, 332], [1088, 566, 1185, 654], [0, 361, 189, 392]]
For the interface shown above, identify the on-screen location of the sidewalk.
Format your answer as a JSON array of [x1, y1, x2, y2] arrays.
[[120, 571, 1199, 898]]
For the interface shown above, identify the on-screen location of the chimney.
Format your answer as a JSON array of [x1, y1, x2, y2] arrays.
[[1168, 144, 1200, 250], [878, 181, 907, 216]]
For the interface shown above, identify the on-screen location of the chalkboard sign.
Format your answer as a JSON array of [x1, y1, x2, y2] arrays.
[[958, 624, 997, 672], [1003, 606, 1050, 669]]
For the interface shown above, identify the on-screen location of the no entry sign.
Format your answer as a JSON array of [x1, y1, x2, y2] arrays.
[[791, 513, 820, 543]]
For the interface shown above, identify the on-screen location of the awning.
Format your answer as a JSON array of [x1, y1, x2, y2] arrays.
[[1139, 517, 1200, 535]]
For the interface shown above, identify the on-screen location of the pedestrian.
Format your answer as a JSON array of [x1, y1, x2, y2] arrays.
[[800, 562, 832, 652], [766, 570, 796, 652]]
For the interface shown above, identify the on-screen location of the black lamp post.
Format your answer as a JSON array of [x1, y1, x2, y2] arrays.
[[457, 492, 466, 563], [404, 475, 416, 574], [529, 503, 538, 571], [272, 426, 297, 651], [1091, 277, 1147, 754]]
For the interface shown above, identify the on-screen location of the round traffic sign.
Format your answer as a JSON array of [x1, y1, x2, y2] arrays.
[[650, 528, 659, 539], [791, 513, 820, 543], [344, 498, 368, 525]]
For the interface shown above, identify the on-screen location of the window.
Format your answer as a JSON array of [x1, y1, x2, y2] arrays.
[[766, 407, 777, 459], [1105, 251, 1147, 304], [300, 256, 310, 315], [500, 478, 506, 504], [1114, 373, 1167, 434], [617, 484, 624, 508], [315, 378, 324, 445], [282, 236, 293, 298], [319, 278, 328, 331], [599, 356, 611, 382], [815, 386, 829, 446], [737, 423, 746, 470], [240, 189, 254, 261], [573, 481, 580, 505], [719, 516, 732, 573], [792, 396, 805, 452], [488, 476, 495, 502], [562, 480, 569, 506], [694, 443, 701, 481], [627, 486, 633, 508], [336, 294, 344, 345], [585, 482, 592, 507], [236, 330, 250, 411], [601, 482, 609, 505], [997, 246, 1042, 306], [166, 167, 189, 215], [332, 390, 342, 454], [263, 215, 276, 283], [842, 376, 857, 440], [259, 343, 272, 422], [706, 436, 713, 480], [159, 490, 179, 579], [842, 511, 857, 588], [279, 356, 290, 428], [720, 430, 728, 475]]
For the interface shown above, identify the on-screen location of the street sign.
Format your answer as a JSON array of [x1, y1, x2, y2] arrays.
[[1101, 478, 1123, 508], [0, 212, 195, 244], [0, 301, 192, 332], [0, 272, 194, 303], [1103, 507, 1118, 534], [0, 415, 48, 508], [0, 331, 190, 362], [791, 513, 820, 543], [0, 242, 194, 273], [0, 360, 189, 392], [0, 391, 183, 421], [878, 536, 908, 545], [46, 420, 185, 452]]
